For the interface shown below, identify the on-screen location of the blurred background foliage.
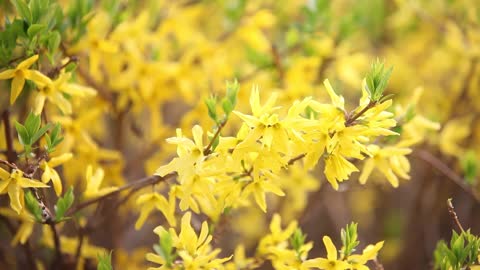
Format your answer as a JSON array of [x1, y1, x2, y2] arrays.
[[1, 0, 480, 269]]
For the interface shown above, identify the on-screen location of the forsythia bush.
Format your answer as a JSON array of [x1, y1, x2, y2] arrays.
[[0, 0, 479, 269]]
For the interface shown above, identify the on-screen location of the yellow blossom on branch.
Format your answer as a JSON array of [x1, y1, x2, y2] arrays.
[[0, 167, 48, 214], [0, 55, 52, 104]]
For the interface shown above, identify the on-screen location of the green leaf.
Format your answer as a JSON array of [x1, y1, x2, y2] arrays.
[[47, 31, 61, 55], [461, 151, 477, 185], [341, 222, 359, 258], [205, 96, 218, 123], [24, 112, 41, 138], [245, 46, 274, 69], [31, 123, 52, 145], [27, 23, 46, 38], [49, 122, 61, 140], [11, 0, 32, 24], [225, 79, 239, 108], [29, 0, 41, 24], [55, 187, 74, 222], [15, 122, 30, 145], [365, 59, 393, 102], [221, 98, 234, 116], [97, 251, 113, 270], [154, 227, 175, 267], [25, 190, 43, 222], [290, 228, 306, 257]]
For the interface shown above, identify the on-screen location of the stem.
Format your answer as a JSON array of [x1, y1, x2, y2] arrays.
[[415, 150, 480, 202], [271, 44, 285, 84], [76, 61, 114, 102], [287, 153, 306, 166], [47, 56, 79, 78], [447, 199, 464, 232], [345, 100, 376, 126], [67, 173, 175, 216], [0, 159, 18, 170], [2, 110, 16, 163], [203, 120, 227, 156], [48, 222, 62, 269], [0, 216, 37, 270], [74, 228, 84, 269], [373, 258, 384, 270]]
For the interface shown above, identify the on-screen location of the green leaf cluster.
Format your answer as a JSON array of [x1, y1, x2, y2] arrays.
[[45, 123, 64, 153], [54, 187, 74, 222], [8, 0, 63, 62], [66, 0, 94, 43], [205, 79, 240, 124], [365, 59, 393, 102], [25, 190, 43, 222], [245, 47, 274, 69], [14, 112, 52, 156], [97, 251, 113, 270], [340, 222, 360, 258], [290, 228, 307, 259], [461, 151, 477, 185], [153, 227, 176, 267], [434, 230, 480, 270]]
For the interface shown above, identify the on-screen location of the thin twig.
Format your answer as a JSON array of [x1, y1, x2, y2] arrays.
[[74, 227, 84, 269], [271, 44, 285, 84], [345, 100, 376, 126], [76, 61, 114, 102], [447, 198, 464, 232], [47, 56, 79, 78], [373, 258, 385, 270], [66, 173, 175, 216], [287, 153, 306, 166], [415, 149, 480, 202], [0, 159, 18, 170], [203, 120, 227, 156], [48, 222, 62, 269], [2, 110, 16, 163]]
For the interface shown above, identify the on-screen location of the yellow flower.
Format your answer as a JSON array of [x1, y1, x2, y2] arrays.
[[347, 241, 384, 270], [84, 165, 118, 199], [135, 191, 176, 230], [303, 236, 351, 270], [33, 72, 96, 115], [146, 212, 231, 270], [439, 117, 471, 157], [359, 144, 412, 188], [40, 153, 73, 196], [0, 55, 52, 104], [324, 153, 359, 190], [242, 174, 285, 212], [224, 245, 259, 270], [233, 86, 290, 152], [0, 168, 48, 214]]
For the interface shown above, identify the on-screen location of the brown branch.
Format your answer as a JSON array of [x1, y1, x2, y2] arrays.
[[345, 100, 376, 126], [76, 61, 114, 102], [47, 56, 79, 78], [287, 153, 306, 166], [66, 173, 175, 216], [0, 159, 18, 170], [74, 227, 84, 269], [271, 44, 285, 84], [203, 120, 227, 156], [0, 216, 37, 270], [373, 258, 384, 270], [414, 149, 480, 202], [48, 222, 62, 270], [447, 198, 464, 232], [2, 110, 16, 163]]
